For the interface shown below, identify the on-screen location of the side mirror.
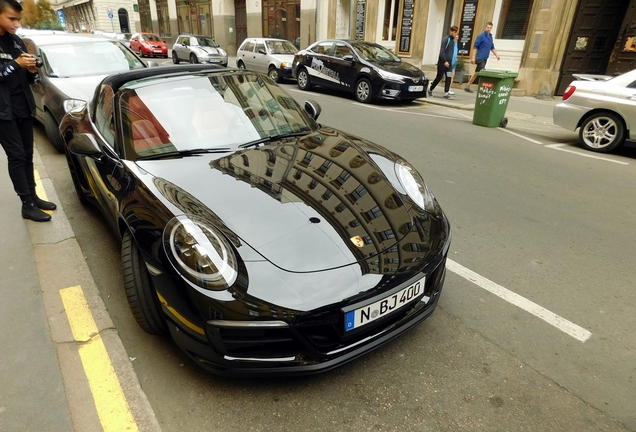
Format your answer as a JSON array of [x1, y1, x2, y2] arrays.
[[182, 42, 188, 47], [258, 49, 266, 55], [304, 100, 322, 120], [68, 133, 103, 158], [342, 54, 355, 62], [146, 60, 159, 68]]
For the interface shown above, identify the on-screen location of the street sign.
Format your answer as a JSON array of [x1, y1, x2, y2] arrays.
[[107, 11, 114, 19], [56, 9, 65, 25]]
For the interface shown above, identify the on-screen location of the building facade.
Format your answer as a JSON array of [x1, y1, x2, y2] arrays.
[[49, 0, 636, 97]]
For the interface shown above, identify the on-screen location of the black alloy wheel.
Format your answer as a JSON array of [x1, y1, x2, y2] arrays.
[[297, 68, 312, 90], [172, 51, 180, 64], [44, 111, 64, 153], [121, 230, 168, 335], [190, 53, 199, 64], [355, 78, 373, 103], [579, 111, 625, 153]]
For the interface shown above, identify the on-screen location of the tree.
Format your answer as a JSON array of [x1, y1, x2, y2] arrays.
[[21, 0, 40, 28], [35, 0, 63, 30]]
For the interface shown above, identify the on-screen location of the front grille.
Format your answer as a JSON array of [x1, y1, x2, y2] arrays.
[[208, 326, 302, 358]]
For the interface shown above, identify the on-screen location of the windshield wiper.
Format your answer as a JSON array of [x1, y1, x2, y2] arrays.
[[138, 147, 231, 160], [239, 131, 310, 149]]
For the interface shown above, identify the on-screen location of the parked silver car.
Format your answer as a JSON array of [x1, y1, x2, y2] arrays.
[[21, 33, 152, 152], [553, 70, 636, 153], [236, 37, 298, 82], [171, 34, 227, 66]]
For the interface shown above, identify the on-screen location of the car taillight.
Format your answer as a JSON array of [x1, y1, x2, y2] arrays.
[[563, 85, 576, 101]]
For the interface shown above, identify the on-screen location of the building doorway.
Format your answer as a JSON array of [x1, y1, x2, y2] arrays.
[[235, 0, 246, 47], [556, 0, 628, 95], [118, 8, 130, 33]]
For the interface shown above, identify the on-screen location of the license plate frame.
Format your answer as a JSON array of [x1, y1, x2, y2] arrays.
[[344, 276, 426, 332], [408, 85, 424, 92]]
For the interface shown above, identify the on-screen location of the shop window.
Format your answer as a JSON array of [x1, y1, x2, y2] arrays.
[[382, 0, 400, 42], [497, 0, 534, 40]]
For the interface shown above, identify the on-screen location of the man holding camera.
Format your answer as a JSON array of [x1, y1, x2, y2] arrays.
[[0, 0, 55, 222]]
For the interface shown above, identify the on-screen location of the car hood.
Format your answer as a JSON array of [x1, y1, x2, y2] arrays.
[[366, 59, 425, 80], [271, 54, 295, 64], [196, 46, 225, 55], [136, 128, 443, 273], [47, 75, 109, 101], [144, 40, 166, 47]]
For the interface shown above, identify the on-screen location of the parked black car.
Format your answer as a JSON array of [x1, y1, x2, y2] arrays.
[[21, 33, 152, 152], [59, 65, 450, 376], [292, 39, 428, 103]]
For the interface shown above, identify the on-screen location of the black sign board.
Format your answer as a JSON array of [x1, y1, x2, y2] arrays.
[[355, 0, 366, 41], [398, 0, 415, 54], [458, 0, 478, 56]]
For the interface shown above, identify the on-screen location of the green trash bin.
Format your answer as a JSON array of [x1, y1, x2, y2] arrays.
[[472, 70, 518, 128]]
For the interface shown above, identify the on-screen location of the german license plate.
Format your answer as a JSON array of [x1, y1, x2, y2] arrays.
[[408, 85, 424, 92], [153, 49, 162, 53], [344, 276, 426, 332]]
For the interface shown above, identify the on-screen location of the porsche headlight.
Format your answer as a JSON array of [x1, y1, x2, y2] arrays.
[[377, 69, 406, 82], [395, 162, 436, 213], [163, 215, 238, 290]]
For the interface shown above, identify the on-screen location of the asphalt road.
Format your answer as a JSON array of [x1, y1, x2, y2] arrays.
[[33, 73, 636, 431]]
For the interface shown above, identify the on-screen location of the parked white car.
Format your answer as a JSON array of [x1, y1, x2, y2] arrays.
[[553, 70, 636, 153], [236, 37, 297, 82], [171, 34, 227, 66]]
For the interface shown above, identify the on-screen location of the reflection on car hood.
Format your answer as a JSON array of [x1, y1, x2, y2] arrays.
[[47, 74, 108, 101], [138, 128, 444, 273], [198, 46, 224, 55], [367, 59, 423, 78]]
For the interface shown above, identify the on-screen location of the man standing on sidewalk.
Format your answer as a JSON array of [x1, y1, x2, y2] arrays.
[[428, 25, 458, 100], [0, 0, 56, 222], [464, 22, 500, 93]]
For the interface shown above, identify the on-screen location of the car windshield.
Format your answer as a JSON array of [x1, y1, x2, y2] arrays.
[[144, 34, 161, 42], [119, 72, 317, 159], [266, 40, 297, 54], [194, 36, 219, 47], [351, 42, 401, 62], [39, 41, 145, 78]]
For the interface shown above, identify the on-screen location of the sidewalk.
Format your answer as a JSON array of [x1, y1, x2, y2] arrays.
[[421, 80, 560, 126]]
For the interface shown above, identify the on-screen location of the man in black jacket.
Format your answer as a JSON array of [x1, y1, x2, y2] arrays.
[[0, 0, 56, 222], [428, 25, 458, 100]]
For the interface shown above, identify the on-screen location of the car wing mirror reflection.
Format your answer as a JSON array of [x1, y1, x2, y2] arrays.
[[343, 54, 355, 62], [69, 133, 103, 158], [304, 100, 321, 120]]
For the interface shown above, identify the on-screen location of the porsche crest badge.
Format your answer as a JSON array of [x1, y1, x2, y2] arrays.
[[350, 235, 364, 248]]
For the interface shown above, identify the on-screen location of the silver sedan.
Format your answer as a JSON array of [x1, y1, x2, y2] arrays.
[[553, 70, 636, 153]]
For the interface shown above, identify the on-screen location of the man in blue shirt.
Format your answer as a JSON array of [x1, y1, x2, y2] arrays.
[[464, 22, 500, 93]]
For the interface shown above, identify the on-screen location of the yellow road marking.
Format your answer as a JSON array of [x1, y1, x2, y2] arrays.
[[59, 286, 139, 432], [34, 169, 53, 214]]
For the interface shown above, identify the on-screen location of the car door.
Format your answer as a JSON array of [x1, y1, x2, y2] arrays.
[[253, 41, 268, 74], [175, 36, 189, 61], [327, 41, 358, 93], [620, 78, 636, 140], [305, 41, 335, 88], [239, 40, 256, 70]]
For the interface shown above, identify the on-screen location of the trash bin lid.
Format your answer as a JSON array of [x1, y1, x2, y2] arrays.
[[476, 70, 519, 79]]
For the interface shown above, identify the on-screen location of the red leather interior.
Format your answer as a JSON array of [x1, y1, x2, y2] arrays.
[[126, 96, 170, 144], [132, 119, 162, 150]]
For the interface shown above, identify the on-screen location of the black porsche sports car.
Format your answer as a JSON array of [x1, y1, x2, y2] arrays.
[[292, 39, 429, 103], [59, 65, 450, 376]]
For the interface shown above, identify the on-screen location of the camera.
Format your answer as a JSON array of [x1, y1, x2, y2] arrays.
[[34, 56, 43, 68]]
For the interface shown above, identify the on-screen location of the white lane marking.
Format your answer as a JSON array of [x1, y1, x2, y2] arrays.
[[353, 102, 457, 119], [499, 128, 544, 145], [545, 144, 629, 165], [446, 259, 592, 342]]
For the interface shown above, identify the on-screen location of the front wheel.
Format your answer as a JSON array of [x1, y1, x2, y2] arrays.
[[121, 230, 168, 335], [172, 51, 180, 64], [579, 112, 625, 153], [268, 67, 280, 82], [189, 53, 199, 64], [44, 111, 64, 153], [355, 78, 373, 103], [236, 60, 245, 69], [297, 68, 312, 90]]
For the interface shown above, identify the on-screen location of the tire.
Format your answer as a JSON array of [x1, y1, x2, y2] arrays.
[[172, 51, 180, 64], [355, 78, 373, 103], [297, 68, 312, 90], [138, 48, 144, 58], [268, 66, 280, 82], [579, 111, 625, 153], [236, 60, 245, 69], [121, 230, 168, 335], [499, 117, 508, 128], [190, 53, 198, 64], [43, 111, 64, 153]]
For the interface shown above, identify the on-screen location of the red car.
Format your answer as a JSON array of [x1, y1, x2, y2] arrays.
[[129, 32, 168, 58]]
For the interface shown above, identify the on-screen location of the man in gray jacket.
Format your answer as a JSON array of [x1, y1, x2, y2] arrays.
[[428, 25, 458, 100]]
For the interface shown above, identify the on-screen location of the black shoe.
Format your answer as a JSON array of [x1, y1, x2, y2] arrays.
[[22, 202, 52, 222], [32, 195, 57, 211]]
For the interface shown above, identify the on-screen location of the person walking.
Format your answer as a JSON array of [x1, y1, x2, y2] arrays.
[[449, 33, 459, 95], [464, 21, 500, 93], [0, 0, 56, 222], [428, 25, 458, 100]]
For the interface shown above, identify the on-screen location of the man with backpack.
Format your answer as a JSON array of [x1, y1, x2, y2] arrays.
[[428, 25, 458, 100]]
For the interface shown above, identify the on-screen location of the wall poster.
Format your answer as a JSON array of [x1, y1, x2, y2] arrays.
[[458, 0, 478, 56], [398, 0, 415, 54]]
